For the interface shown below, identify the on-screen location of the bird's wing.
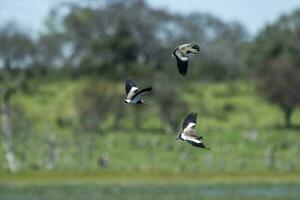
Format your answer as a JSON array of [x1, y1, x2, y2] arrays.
[[172, 45, 180, 57], [125, 79, 137, 94], [186, 138, 209, 149], [175, 56, 188, 76], [132, 87, 152, 100], [172, 45, 189, 76], [127, 87, 138, 100], [125, 79, 138, 100], [182, 113, 198, 130], [174, 46, 189, 61], [186, 135, 202, 144]]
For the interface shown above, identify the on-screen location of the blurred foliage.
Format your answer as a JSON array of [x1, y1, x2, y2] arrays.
[[247, 9, 300, 127], [0, 79, 299, 172], [0, 0, 248, 80], [0, 23, 35, 69], [0, 0, 299, 174], [74, 79, 117, 134]]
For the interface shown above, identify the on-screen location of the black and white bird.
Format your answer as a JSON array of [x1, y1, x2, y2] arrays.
[[122, 79, 152, 104], [176, 113, 209, 150], [172, 43, 200, 76]]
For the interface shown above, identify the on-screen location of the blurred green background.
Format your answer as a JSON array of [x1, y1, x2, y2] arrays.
[[0, 0, 299, 199]]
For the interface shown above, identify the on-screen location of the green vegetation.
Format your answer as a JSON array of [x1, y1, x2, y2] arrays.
[[247, 10, 300, 127], [0, 78, 299, 173], [0, 2, 299, 199]]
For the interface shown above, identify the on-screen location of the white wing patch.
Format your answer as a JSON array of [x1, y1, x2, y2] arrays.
[[181, 133, 188, 140], [186, 135, 202, 144], [181, 132, 202, 144], [180, 57, 188, 61], [127, 87, 138, 100]]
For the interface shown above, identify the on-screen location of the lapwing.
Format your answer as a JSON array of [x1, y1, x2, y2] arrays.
[[172, 43, 200, 76], [176, 113, 209, 149], [122, 78, 152, 104]]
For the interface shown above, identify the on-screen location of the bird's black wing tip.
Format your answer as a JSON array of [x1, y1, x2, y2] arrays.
[[141, 87, 152, 93], [176, 58, 188, 76], [188, 112, 198, 120]]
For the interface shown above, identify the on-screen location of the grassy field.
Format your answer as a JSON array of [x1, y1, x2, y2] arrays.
[[0, 78, 299, 173], [0, 78, 300, 199]]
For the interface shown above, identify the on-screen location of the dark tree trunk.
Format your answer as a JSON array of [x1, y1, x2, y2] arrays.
[[284, 107, 293, 128], [1, 89, 18, 173]]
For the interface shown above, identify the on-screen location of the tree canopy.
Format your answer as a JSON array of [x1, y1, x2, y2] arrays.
[[248, 9, 300, 127], [0, 0, 248, 81]]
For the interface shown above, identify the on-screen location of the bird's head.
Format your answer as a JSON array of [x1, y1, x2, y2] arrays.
[[191, 44, 200, 53]]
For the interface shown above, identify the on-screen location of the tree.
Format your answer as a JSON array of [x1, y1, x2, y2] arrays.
[[0, 23, 36, 172], [0, 22, 35, 68], [39, 0, 248, 80], [248, 9, 300, 127], [259, 57, 300, 127], [0, 61, 22, 173]]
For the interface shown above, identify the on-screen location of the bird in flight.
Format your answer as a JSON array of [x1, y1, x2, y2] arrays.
[[122, 79, 152, 104], [172, 43, 200, 76], [176, 113, 209, 149]]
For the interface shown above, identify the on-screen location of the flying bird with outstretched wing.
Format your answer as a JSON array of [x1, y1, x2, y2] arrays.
[[122, 79, 152, 105], [176, 113, 209, 149], [172, 43, 200, 76]]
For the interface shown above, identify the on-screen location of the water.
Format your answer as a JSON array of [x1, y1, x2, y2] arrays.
[[0, 182, 299, 200]]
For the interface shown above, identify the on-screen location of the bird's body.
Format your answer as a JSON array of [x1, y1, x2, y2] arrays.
[[122, 79, 152, 104], [176, 113, 209, 149], [172, 43, 200, 76]]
